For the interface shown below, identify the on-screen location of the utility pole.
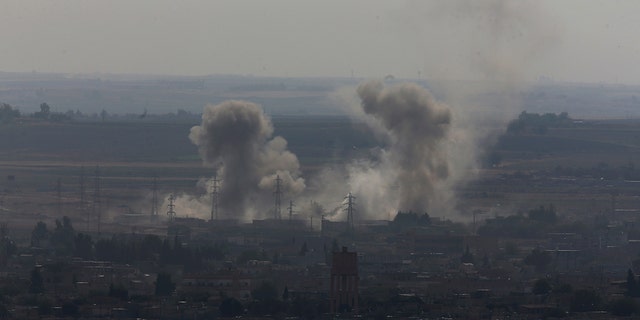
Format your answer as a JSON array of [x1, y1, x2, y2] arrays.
[[344, 192, 356, 232], [288, 200, 295, 222], [167, 194, 176, 222], [210, 174, 220, 221], [473, 209, 484, 236], [79, 166, 87, 230], [56, 178, 62, 217], [92, 165, 101, 235], [151, 176, 158, 216], [274, 175, 282, 220], [610, 190, 618, 221]]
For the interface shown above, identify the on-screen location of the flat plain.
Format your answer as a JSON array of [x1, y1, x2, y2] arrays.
[[1, 115, 640, 238]]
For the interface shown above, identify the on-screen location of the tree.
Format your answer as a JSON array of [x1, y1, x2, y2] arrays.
[[60, 302, 78, 317], [524, 248, 552, 272], [140, 234, 163, 260], [51, 216, 75, 255], [485, 151, 502, 167], [33, 103, 51, 119], [532, 279, 551, 295], [608, 297, 638, 317], [570, 289, 602, 312], [0, 238, 15, 266], [251, 281, 278, 302], [109, 283, 129, 301], [249, 281, 285, 316], [74, 233, 93, 259], [37, 298, 52, 316], [237, 249, 262, 264], [47, 261, 67, 295], [291, 295, 320, 319], [40, 103, 50, 114], [392, 211, 431, 227], [506, 111, 572, 135], [505, 241, 519, 256], [29, 268, 44, 294], [95, 238, 118, 261], [155, 273, 175, 296], [30, 221, 48, 247], [554, 283, 573, 294], [627, 269, 639, 297], [478, 215, 544, 238], [528, 205, 557, 223], [0, 302, 10, 318], [331, 239, 339, 253], [461, 245, 474, 264], [0, 103, 20, 123], [219, 297, 244, 317], [299, 242, 308, 256]]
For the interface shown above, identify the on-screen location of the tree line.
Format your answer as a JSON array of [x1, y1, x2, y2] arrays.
[[507, 111, 573, 134], [30, 216, 227, 272], [0, 102, 200, 124]]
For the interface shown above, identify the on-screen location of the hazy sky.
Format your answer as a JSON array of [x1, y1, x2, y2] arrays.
[[2, 0, 639, 84]]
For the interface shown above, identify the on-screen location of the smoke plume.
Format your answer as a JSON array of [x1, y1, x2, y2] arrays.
[[339, 0, 560, 221], [356, 80, 451, 213], [189, 100, 305, 219]]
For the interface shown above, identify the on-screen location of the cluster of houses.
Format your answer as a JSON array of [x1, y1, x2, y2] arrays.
[[0, 209, 639, 319]]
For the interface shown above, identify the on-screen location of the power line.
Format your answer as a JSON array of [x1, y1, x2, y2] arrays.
[[167, 194, 176, 222], [56, 178, 62, 217], [288, 200, 295, 222], [91, 165, 101, 235], [344, 192, 356, 232], [79, 166, 87, 230], [274, 175, 282, 220], [151, 176, 158, 216], [210, 174, 221, 221]]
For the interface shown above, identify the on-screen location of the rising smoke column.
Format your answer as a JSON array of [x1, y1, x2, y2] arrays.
[[357, 80, 451, 213], [189, 100, 305, 218]]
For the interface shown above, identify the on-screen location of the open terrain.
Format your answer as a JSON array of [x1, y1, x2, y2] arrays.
[[1, 115, 640, 235], [0, 117, 378, 234]]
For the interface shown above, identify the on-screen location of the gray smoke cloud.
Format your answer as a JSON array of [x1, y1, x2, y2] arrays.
[[346, 0, 559, 221], [356, 80, 451, 213], [189, 100, 305, 218]]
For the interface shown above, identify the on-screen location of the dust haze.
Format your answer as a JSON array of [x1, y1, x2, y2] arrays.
[[173, 0, 560, 222], [188, 100, 305, 219]]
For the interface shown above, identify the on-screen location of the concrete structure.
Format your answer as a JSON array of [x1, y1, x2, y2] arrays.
[[330, 246, 358, 314]]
